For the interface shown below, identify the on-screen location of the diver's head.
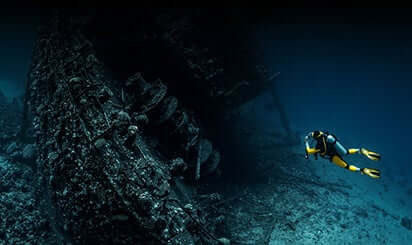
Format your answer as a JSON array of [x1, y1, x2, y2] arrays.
[[312, 130, 323, 139]]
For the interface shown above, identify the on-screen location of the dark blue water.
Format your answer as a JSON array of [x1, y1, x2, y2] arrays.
[[243, 13, 412, 243], [253, 15, 412, 183], [0, 9, 42, 99]]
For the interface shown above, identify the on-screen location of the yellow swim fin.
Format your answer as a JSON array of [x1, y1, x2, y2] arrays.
[[360, 148, 381, 161], [361, 168, 381, 178]]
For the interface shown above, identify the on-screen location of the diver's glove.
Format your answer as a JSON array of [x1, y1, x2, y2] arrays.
[[360, 148, 381, 161], [360, 168, 381, 178]]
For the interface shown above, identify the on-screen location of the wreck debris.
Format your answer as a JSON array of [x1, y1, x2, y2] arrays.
[[22, 8, 280, 244], [0, 156, 61, 244], [195, 139, 203, 180], [0, 91, 39, 167], [27, 14, 208, 244], [0, 91, 23, 149], [269, 74, 292, 136], [120, 70, 221, 181]]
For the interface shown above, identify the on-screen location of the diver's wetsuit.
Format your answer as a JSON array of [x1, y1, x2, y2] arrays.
[[304, 130, 381, 178]]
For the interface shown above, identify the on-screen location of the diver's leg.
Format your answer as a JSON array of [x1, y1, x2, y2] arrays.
[[328, 134, 381, 161], [329, 136, 379, 159], [331, 155, 360, 172], [331, 155, 381, 178], [333, 141, 368, 157], [346, 147, 381, 161], [347, 148, 360, 154]]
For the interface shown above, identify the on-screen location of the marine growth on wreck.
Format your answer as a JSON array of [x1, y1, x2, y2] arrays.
[[6, 9, 275, 244]]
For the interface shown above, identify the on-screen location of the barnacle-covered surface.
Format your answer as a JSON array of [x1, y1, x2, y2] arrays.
[[0, 156, 61, 244], [0, 86, 58, 244], [23, 8, 276, 244], [27, 15, 202, 244]]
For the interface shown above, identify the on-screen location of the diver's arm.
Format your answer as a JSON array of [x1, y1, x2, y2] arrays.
[[306, 142, 320, 154], [304, 133, 320, 154]]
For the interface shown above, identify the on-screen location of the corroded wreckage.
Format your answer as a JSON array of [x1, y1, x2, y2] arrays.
[[26, 10, 278, 244]]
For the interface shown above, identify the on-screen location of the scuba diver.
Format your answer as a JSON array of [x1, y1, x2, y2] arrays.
[[304, 130, 381, 178]]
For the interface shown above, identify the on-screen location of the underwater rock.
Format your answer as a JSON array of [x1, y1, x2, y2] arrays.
[[401, 217, 412, 231], [0, 156, 59, 244], [6, 142, 18, 154], [22, 144, 37, 160], [0, 93, 24, 149], [10, 151, 22, 159]]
